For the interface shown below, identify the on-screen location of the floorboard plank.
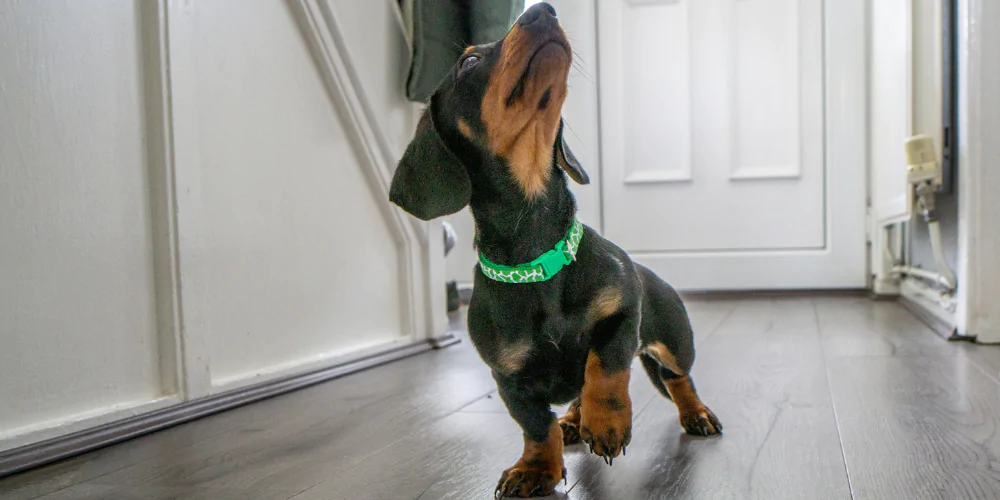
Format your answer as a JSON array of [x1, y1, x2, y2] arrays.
[[827, 355, 1000, 499], [7, 298, 1000, 499], [34, 483, 296, 500], [457, 358, 661, 416], [567, 330, 851, 500], [677, 298, 740, 342], [86, 343, 496, 494], [815, 297, 958, 358], [707, 297, 820, 340], [287, 412, 582, 500], [957, 344, 1000, 385]]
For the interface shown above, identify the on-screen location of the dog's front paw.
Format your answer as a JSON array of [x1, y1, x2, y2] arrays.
[[558, 399, 582, 445], [579, 399, 632, 464], [680, 406, 722, 437], [665, 376, 723, 437], [559, 419, 581, 445], [495, 459, 566, 498]]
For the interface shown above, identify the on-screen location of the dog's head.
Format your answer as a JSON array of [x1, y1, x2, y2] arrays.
[[389, 2, 589, 221]]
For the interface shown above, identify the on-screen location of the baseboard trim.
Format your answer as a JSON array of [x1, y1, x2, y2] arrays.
[[868, 291, 900, 301], [898, 279, 958, 340], [678, 288, 869, 300], [0, 336, 455, 479], [899, 294, 959, 340]]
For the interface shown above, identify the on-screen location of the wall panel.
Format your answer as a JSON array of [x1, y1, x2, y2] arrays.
[[0, 0, 165, 450]]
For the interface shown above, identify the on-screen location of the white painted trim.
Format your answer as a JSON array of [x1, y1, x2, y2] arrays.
[[729, 166, 802, 181], [622, 171, 692, 185], [872, 223, 902, 296], [625, 0, 678, 6], [900, 277, 957, 328], [956, 0, 1000, 343], [875, 194, 912, 225], [314, 1, 414, 199], [288, 0, 425, 341], [0, 396, 182, 453], [423, 219, 449, 339], [164, 0, 214, 399], [867, 0, 915, 307], [140, 0, 184, 399]]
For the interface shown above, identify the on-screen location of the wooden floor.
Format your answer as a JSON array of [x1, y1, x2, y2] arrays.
[[4, 296, 1000, 500]]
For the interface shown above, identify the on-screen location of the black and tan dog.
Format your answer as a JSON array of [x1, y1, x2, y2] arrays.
[[389, 3, 721, 497]]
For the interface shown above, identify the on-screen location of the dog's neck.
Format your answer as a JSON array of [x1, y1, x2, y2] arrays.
[[468, 165, 577, 267]]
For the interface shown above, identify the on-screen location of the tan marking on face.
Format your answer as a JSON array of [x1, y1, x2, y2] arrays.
[[481, 22, 572, 198], [456, 118, 474, 139], [644, 342, 687, 376], [497, 340, 531, 374], [463, 45, 476, 55], [587, 287, 622, 325]]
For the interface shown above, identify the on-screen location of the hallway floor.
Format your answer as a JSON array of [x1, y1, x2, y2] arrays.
[[3, 296, 1000, 500]]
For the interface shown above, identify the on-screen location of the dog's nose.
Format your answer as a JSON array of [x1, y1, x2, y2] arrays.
[[520, 2, 557, 27]]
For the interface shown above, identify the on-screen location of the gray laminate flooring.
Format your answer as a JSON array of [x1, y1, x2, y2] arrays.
[[3, 296, 1000, 500]]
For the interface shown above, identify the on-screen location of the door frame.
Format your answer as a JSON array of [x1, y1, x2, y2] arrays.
[[576, 0, 868, 291], [956, 0, 1000, 343]]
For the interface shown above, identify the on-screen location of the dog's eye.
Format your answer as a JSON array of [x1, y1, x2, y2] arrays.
[[459, 55, 480, 77]]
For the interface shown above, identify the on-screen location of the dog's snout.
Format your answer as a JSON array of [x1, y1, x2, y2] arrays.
[[520, 2, 557, 27]]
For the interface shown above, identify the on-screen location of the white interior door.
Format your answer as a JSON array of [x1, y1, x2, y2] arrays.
[[596, 0, 867, 290]]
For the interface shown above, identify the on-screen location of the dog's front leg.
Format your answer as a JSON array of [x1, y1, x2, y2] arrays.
[[494, 383, 566, 498], [578, 312, 639, 464]]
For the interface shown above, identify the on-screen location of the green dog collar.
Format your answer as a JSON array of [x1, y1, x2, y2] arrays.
[[478, 219, 584, 284]]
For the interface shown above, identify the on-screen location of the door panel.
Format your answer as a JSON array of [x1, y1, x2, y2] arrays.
[[621, 1, 692, 185], [596, 0, 866, 290]]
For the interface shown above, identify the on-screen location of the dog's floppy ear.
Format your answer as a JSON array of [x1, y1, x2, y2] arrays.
[[555, 119, 590, 185], [389, 107, 471, 221]]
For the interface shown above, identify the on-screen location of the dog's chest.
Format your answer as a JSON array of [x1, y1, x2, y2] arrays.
[[472, 314, 590, 404], [514, 345, 588, 404]]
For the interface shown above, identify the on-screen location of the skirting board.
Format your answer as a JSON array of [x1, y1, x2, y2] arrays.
[[678, 289, 868, 300], [899, 295, 961, 340], [0, 333, 459, 479], [898, 278, 960, 340]]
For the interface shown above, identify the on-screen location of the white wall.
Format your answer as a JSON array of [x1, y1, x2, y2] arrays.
[[907, 0, 958, 275], [0, 0, 436, 452], [869, 0, 912, 230], [188, 0, 406, 390], [0, 0, 165, 449]]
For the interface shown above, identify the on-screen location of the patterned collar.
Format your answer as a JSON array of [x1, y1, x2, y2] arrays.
[[477, 219, 584, 284]]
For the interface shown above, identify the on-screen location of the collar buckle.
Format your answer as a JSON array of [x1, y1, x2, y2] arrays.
[[537, 241, 572, 278]]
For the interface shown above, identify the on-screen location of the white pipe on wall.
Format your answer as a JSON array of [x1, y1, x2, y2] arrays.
[[927, 220, 957, 287]]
